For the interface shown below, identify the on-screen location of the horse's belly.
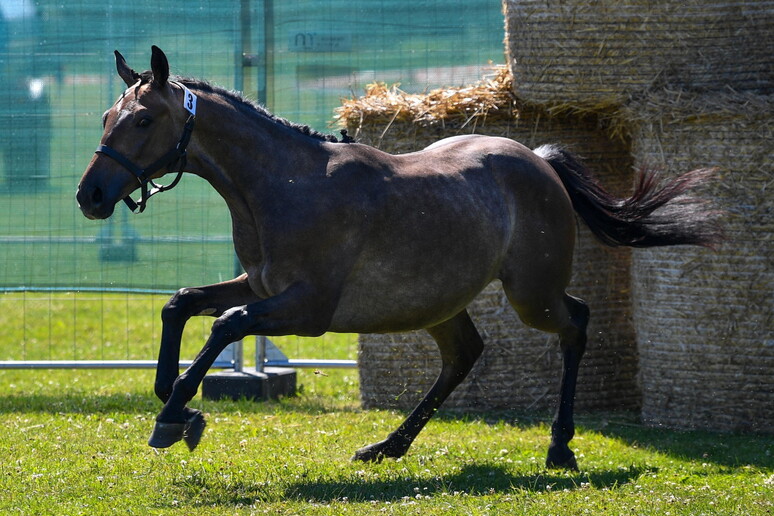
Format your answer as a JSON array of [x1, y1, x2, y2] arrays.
[[330, 285, 488, 333], [328, 184, 512, 332], [328, 251, 499, 333]]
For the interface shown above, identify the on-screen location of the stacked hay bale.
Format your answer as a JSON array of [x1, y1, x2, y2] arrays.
[[503, 0, 773, 431], [336, 68, 641, 412], [624, 91, 773, 432], [503, 0, 773, 109]]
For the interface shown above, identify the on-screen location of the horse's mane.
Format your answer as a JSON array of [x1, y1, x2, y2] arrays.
[[180, 76, 344, 143], [139, 71, 343, 143]]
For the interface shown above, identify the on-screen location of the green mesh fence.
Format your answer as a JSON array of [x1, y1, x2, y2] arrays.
[[0, 0, 504, 293]]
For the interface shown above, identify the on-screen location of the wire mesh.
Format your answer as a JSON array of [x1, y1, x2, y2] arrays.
[[0, 0, 505, 364]]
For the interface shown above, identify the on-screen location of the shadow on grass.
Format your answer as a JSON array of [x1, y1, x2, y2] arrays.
[[173, 463, 650, 507], [595, 420, 774, 470], [0, 392, 159, 414], [431, 409, 774, 470], [0, 367, 361, 416], [285, 463, 650, 503], [0, 389, 361, 416]]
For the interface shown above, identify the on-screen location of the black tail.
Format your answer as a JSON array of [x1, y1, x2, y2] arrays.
[[534, 144, 723, 248]]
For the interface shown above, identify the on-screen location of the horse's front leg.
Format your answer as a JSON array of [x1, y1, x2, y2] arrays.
[[148, 282, 333, 451], [155, 274, 259, 404]]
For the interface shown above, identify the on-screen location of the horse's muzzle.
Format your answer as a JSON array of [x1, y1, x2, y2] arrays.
[[76, 183, 115, 220]]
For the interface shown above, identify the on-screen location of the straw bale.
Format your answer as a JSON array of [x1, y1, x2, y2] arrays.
[[627, 90, 773, 432], [503, 0, 774, 109], [334, 65, 519, 134], [342, 80, 640, 412]]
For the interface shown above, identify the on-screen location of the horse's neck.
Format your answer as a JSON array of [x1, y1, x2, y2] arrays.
[[190, 95, 320, 193], [186, 92, 328, 246]]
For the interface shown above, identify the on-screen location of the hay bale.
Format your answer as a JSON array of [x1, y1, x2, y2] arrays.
[[626, 90, 773, 432], [340, 75, 640, 412], [503, 0, 774, 109], [335, 65, 519, 140]]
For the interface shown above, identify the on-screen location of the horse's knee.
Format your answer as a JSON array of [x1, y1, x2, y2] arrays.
[[161, 288, 204, 324], [559, 295, 588, 353], [162, 288, 187, 323], [210, 306, 247, 342], [565, 295, 589, 331]]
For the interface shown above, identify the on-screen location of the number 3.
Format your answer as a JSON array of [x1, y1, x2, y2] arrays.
[[181, 85, 197, 115]]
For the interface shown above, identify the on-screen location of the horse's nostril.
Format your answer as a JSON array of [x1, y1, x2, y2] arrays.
[[92, 187, 103, 205]]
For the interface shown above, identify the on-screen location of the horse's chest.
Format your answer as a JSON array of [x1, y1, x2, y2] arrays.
[[229, 223, 270, 293], [231, 227, 258, 262], [230, 221, 306, 300]]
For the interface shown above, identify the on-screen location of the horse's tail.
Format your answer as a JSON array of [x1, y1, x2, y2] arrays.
[[534, 144, 723, 248]]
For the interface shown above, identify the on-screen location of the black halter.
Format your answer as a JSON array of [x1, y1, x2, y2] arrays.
[[94, 85, 196, 213]]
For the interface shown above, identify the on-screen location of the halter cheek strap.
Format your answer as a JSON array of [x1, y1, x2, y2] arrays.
[[94, 82, 197, 213]]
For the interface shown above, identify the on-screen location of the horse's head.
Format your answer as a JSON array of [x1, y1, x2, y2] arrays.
[[77, 46, 193, 219]]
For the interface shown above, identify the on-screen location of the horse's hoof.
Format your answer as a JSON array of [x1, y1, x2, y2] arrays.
[[148, 411, 206, 450], [352, 438, 408, 463], [183, 410, 206, 452], [352, 445, 385, 463], [546, 444, 579, 471], [148, 421, 186, 449]]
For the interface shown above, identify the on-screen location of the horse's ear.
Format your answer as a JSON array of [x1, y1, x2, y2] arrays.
[[150, 45, 169, 88], [115, 50, 140, 87]]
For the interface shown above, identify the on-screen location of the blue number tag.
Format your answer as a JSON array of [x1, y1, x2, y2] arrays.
[[182, 85, 197, 115]]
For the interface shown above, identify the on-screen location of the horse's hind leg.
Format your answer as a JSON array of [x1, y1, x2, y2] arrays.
[[504, 286, 589, 470], [353, 309, 484, 462], [547, 294, 588, 469]]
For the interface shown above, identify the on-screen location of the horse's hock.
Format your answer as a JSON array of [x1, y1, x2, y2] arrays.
[[340, 0, 773, 430]]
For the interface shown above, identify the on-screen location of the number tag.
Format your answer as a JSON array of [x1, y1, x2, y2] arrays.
[[182, 85, 197, 116]]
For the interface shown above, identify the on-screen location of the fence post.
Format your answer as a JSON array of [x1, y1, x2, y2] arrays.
[[256, 336, 267, 373]]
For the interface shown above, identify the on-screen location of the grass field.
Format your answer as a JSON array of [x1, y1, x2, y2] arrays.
[[1, 295, 772, 515], [2, 370, 772, 515]]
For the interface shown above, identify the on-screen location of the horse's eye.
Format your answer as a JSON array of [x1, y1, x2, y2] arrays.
[[138, 117, 152, 128]]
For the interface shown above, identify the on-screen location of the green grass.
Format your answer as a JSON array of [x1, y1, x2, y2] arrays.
[[0, 296, 772, 515], [1, 371, 772, 515]]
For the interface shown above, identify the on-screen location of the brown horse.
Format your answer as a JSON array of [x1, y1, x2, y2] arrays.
[[76, 47, 721, 469]]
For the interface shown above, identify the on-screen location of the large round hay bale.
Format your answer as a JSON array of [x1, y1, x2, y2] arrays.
[[338, 78, 640, 412], [625, 90, 773, 432], [503, 0, 774, 109]]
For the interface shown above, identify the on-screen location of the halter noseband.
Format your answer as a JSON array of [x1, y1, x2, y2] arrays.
[[94, 82, 196, 213]]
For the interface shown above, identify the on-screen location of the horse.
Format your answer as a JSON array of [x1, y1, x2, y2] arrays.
[[76, 46, 721, 469]]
